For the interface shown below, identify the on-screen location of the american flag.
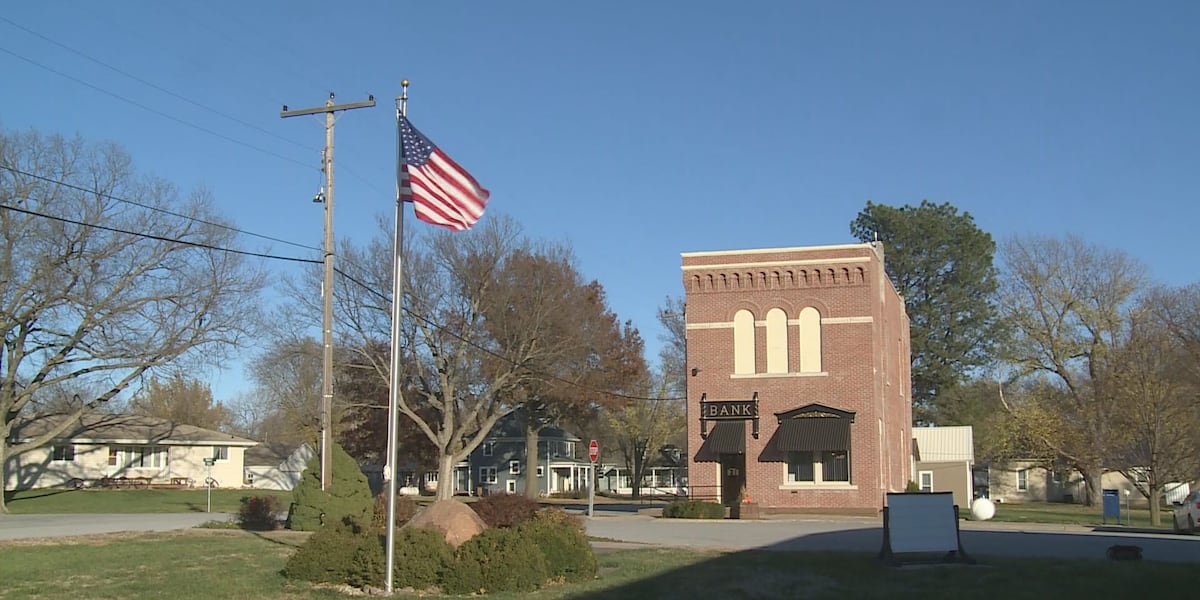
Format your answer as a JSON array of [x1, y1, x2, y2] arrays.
[[398, 114, 489, 231]]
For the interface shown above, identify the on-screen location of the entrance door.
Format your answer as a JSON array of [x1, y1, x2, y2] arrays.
[[719, 454, 745, 506]]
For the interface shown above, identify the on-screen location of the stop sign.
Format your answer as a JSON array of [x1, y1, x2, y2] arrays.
[[588, 439, 599, 462]]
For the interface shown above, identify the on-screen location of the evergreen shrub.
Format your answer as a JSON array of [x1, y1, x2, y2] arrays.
[[284, 517, 379, 585], [389, 527, 456, 591], [442, 527, 548, 595], [662, 499, 726, 519], [289, 443, 374, 531], [519, 508, 597, 582], [471, 493, 541, 528]]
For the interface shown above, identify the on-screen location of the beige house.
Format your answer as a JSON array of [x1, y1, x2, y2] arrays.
[[987, 460, 1191, 506], [912, 426, 974, 509], [5, 413, 257, 490]]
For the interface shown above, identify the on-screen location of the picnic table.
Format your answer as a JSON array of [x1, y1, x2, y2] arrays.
[[98, 476, 152, 489]]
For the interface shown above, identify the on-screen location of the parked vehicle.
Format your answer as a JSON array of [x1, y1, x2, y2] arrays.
[[1172, 489, 1200, 534]]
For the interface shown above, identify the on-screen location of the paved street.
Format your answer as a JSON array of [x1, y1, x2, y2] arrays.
[[3, 509, 1199, 564], [0, 512, 232, 541], [584, 512, 1200, 563]]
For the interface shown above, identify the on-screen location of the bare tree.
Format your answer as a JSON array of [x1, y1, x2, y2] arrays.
[[326, 215, 621, 499], [247, 336, 324, 446], [997, 235, 1144, 506], [0, 129, 264, 511], [1111, 288, 1200, 525], [128, 373, 231, 431]]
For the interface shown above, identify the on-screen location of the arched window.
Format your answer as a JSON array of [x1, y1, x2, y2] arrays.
[[765, 308, 788, 374], [733, 309, 756, 375], [798, 307, 822, 373]]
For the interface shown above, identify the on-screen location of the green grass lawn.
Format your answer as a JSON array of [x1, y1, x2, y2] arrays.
[[3, 488, 289, 514], [0, 530, 1193, 599], [985, 501, 1174, 529]]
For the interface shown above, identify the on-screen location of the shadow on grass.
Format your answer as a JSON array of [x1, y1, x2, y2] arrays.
[[5, 488, 78, 503], [569, 523, 1200, 599]]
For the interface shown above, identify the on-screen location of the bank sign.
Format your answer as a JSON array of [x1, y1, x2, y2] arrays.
[[701, 400, 758, 420]]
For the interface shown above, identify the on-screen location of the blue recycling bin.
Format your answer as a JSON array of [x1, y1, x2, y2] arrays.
[[1102, 489, 1120, 524]]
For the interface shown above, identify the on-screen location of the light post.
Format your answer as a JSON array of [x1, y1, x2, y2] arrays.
[[1124, 488, 1131, 526]]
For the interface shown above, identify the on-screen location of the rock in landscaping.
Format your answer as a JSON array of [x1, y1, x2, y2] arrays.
[[404, 499, 487, 547]]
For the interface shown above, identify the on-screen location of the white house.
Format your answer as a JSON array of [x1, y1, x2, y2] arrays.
[[243, 443, 315, 490], [5, 413, 258, 490]]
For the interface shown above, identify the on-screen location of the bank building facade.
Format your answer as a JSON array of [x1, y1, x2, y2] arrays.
[[683, 242, 913, 514]]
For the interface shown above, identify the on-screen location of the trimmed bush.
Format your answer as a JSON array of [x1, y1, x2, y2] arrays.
[[290, 443, 374, 531], [471, 493, 541, 528], [442, 527, 548, 595], [663, 499, 726, 519], [906, 480, 921, 493], [237, 495, 281, 531], [519, 509, 597, 582], [371, 492, 419, 530], [285, 517, 380, 585], [390, 527, 456, 591]]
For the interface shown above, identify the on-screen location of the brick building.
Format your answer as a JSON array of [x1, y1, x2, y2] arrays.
[[683, 242, 912, 514]]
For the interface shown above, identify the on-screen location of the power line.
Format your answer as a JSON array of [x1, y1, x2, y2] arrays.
[[0, 202, 320, 264], [1, 165, 320, 252], [0, 16, 315, 153], [0, 45, 314, 170]]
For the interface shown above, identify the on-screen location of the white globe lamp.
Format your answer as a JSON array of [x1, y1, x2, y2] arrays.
[[970, 497, 995, 521]]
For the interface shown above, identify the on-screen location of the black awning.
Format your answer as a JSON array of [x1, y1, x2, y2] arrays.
[[694, 421, 745, 462], [759, 417, 850, 462]]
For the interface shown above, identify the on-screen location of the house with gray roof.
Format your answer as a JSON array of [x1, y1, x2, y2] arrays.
[[5, 412, 258, 490]]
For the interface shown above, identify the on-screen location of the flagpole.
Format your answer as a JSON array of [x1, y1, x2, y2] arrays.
[[384, 78, 409, 595]]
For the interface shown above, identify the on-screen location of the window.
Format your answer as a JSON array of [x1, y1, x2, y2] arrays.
[[919, 471, 933, 493], [798, 307, 822, 373], [482, 442, 494, 457], [212, 446, 229, 461], [536, 466, 545, 477], [788, 452, 814, 482], [787, 450, 851, 484], [51, 445, 76, 462], [110, 446, 168, 469], [506, 480, 516, 494], [1017, 469, 1028, 492], [765, 308, 788, 373], [479, 466, 497, 484], [733, 309, 756, 374], [509, 460, 521, 475]]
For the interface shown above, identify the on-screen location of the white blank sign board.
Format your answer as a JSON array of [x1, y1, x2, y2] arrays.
[[885, 492, 958, 553]]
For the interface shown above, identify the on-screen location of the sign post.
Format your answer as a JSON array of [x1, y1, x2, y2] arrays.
[[587, 440, 598, 517], [203, 457, 216, 513]]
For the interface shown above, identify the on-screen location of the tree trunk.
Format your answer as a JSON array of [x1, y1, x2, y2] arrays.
[[1082, 466, 1103, 507], [1149, 487, 1162, 527], [631, 440, 644, 501], [436, 453, 457, 501], [0, 442, 8, 513], [525, 423, 540, 498]]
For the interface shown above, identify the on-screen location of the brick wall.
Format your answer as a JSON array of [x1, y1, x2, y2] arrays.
[[683, 243, 913, 513]]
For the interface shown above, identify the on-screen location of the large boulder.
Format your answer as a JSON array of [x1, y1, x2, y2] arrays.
[[404, 499, 487, 547]]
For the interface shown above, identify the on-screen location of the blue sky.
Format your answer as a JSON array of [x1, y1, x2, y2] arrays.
[[3, 1, 1198, 401]]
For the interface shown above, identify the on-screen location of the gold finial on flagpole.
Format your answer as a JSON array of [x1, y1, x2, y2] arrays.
[[399, 79, 409, 116]]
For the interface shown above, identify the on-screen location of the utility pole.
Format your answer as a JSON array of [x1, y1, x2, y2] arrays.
[[281, 92, 375, 490]]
